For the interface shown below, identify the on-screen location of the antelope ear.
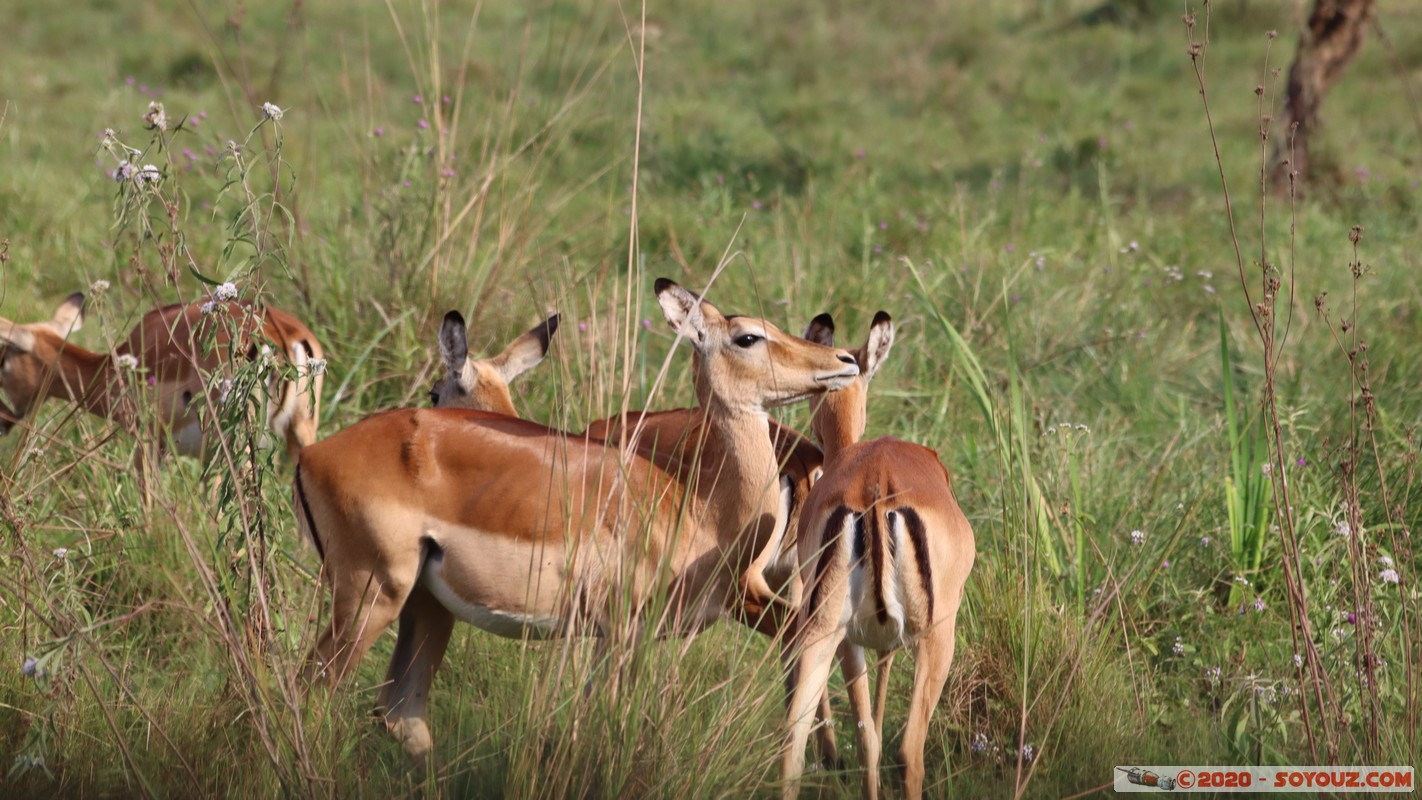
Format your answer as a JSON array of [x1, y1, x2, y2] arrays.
[[803, 313, 835, 347], [491, 313, 559, 383], [438, 310, 469, 374], [860, 311, 895, 381], [49, 293, 85, 336], [655, 278, 711, 347], [0, 321, 36, 353]]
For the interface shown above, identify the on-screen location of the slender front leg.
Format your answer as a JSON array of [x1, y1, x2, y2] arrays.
[[380, 585, 456, 761]]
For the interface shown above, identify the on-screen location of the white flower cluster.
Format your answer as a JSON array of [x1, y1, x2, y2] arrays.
[[144, 101, 168, 131], [214, 282, 239, 302], [114, 160, 160, 186], [261, 102, 284, 121], [1129, 529, 1145, 546], [114, 354, 140, 370], [306, 358, 328, 377], [135, 164, 161, 187]]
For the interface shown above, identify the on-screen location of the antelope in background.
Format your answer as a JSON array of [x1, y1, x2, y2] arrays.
[[427, 309, 560, 414], [0, 292, 323, 463], [294, 278, 860, 759], [782, 312, 975, 800]]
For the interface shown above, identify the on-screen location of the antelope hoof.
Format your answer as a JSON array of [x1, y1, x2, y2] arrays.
[[389, 717, 434, 762]]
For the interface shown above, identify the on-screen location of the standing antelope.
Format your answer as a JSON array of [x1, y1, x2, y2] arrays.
[[782, 312, 975, 800], [435, 312, 844, 767], [294, 278, 860, 759], [0, 292, 323, 462]]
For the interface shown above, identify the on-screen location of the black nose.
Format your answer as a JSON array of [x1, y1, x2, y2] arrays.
[[837, 354, 856, 365]]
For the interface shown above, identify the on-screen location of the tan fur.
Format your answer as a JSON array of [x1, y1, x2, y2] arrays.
[[782, 313, 975, 800], [294, 279, 860, 760], [0, 295, 322, 461]]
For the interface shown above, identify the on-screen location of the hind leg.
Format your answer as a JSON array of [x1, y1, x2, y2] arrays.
[[305, 563, 418, 687], [379, 585, 456, 761], [838, 642, 880, 800], [898, 624, 957, 800]]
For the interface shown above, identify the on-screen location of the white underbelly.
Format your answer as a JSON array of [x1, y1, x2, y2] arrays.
[[417, 520, 582, 640], [422, 568, 566, 639]]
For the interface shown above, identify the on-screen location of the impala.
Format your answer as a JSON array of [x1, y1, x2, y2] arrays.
[[427, 309, 560, 414], [293, 278, 860, 759], [782, 312, 975, 800], [0, 292, 323, 462], [435, 311, 843, 766]]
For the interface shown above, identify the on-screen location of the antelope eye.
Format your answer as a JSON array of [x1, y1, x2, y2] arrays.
[[733, 333, 763, 348]]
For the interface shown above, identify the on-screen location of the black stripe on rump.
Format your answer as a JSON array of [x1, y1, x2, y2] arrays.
[[808, 505, 853, 618], [294, 464, 325, 562], [899, 507, 935, 623], [869, 506, 888, 624]]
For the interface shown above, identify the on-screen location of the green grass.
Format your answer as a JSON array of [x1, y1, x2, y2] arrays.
[[2, 0, 1421, 796]]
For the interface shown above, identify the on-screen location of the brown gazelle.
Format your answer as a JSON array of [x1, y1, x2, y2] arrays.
[[293, 278, 860, 759], [0, 293, 323, 462], [427, 310, 560, 413], [782, 312, 975, 800]]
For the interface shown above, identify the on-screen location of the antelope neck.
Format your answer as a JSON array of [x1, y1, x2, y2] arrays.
[[49, 346, 125, 420]]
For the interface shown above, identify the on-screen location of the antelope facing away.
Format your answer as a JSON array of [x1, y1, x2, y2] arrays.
[[0, 293, 323, 462], [782, 312, 975, 800], [427, 309, 560, 414], [293, 278, 861, 760]]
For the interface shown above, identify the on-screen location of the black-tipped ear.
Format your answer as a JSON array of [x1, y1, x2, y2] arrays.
[[51, 292, 86, 336], [803, 313, 835, 346], [861, 310, 895, 381], [438, 310, 469, 373], [655, 278, 709, 346], [491, 313, 559, 383]]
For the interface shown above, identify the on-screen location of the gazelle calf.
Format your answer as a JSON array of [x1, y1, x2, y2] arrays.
[[782, 312, 975, 800], [294, 279, 860, 759], [0, 293, 323, 462]]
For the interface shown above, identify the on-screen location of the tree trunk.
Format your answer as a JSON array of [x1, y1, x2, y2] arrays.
[[1269, 0, 1376, 195]]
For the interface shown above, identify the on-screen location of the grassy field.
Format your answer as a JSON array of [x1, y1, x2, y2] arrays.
[[2, 0, 1421, 796]]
